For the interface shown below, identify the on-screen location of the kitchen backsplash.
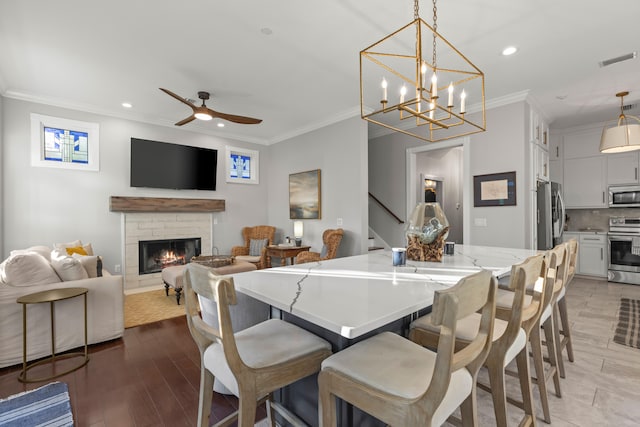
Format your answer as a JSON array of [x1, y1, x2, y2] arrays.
[[566, 208, 640, 232]]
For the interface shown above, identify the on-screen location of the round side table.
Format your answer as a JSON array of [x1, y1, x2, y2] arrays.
[[17, 287, 90, 383]]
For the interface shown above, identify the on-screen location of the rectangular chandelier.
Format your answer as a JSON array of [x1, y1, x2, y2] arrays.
[[360, 3, 486, 143]]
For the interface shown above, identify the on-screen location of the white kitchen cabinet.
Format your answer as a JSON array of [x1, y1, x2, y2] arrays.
[[607, 152, 640, 185], [549, 159, 562, 186], [549, 134, 562, 160], [563, 156, 607, 208], [577, 233, 607, 278], [563, 129, 601, 159], [532, 142, 549, 182]]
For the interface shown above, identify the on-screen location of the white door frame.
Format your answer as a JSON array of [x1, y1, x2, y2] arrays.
[[406, 137, 471, 244]]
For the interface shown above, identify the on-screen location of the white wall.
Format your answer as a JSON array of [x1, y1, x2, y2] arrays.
[[0, 95, 3, 256], [369, 101, 531, 249], [267, 117, 369, 257], [1, 98, 370, 271], [1, 98, 269, 270]]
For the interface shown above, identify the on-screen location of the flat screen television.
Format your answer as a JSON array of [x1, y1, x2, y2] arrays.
[[130, 138, 217, 190]]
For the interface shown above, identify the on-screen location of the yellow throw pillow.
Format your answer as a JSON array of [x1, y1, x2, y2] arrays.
[[65, 246, 88, 256]]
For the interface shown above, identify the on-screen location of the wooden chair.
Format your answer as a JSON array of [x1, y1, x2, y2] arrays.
[[411, 254, 546, 427], [183, 263, 332, 427], [231, 225, 276, 269], [555, 238, 577, 373], [318, 269, 496, 427], [295, 228, 343, 264], [526, 243, 566, 423]]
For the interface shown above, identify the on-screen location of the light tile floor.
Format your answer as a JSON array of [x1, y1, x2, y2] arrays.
[[471, 276, 640, 427]]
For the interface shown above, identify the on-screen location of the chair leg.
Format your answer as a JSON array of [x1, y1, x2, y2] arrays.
[[459, 377, 478, 427], [486, 358, 509, 427], [557, 296, 574, 363], [318, 371, 337, 427], [551, 303, 566, 379], [515, 345, 536, 427], [530, 323, 552, 423], [542, 315, 562, 398], [197, 367, 214, 427], [237, 389, 258, 427], [266, 394, 276, 427]]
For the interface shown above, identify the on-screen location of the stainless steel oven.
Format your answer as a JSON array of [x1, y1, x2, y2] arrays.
[[608, 217, 640, 285]]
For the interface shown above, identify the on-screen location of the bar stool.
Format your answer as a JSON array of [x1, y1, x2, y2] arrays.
[[555, 238, 577, 374], [410, 254, 546, 427], [318, 269, 496, 427], [183, 263, 333, 427]]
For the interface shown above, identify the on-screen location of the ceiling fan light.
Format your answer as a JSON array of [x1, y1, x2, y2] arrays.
[[194, 112, 213, 121]]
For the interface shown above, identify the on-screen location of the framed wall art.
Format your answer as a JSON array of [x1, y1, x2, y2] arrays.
[[226, 146, 259, 184], [30, 113, 100, 171], [289, 169, 321, 219], [473, 171, 516, 207]]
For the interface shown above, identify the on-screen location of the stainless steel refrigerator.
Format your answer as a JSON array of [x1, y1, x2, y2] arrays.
[[537, 181, 566, 250]]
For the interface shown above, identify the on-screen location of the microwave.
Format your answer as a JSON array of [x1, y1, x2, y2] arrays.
[[609, 185, 640, 207]]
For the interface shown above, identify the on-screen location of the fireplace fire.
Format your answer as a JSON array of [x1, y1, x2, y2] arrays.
[[138, 237, 201, 275]]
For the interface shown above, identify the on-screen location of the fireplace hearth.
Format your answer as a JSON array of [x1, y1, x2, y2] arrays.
[[138, 237, 201, 275]]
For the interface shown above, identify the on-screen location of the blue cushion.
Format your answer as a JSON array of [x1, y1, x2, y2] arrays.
[[249, 238, 268, 256], [320, 245, 328, 259]]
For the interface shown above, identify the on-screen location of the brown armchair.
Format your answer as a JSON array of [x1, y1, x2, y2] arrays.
[[231, 225, 276, 269], [296, 228, 344, 264]]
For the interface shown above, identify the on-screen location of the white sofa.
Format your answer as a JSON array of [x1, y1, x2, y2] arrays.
[[0, 244, 124, 368]]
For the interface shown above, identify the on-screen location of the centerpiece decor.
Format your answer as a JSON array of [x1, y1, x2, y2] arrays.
[[405, 202, 449, 261]]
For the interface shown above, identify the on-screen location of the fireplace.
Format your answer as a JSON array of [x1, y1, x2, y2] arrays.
[[138, 237, 201, 275]]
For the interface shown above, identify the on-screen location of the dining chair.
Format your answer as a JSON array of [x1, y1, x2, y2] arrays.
[[410, 253, 546, 427], [555, 238, 577, 373], [318, 269, 496, 427], [183, 263, 332, 427]]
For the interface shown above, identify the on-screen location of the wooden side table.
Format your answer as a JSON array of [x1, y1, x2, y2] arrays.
[[266, 245, 311, 266], [17, 287, 90, 383]]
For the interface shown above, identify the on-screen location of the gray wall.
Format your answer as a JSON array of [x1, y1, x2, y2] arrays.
[[0, 95, 3, 256], [267, 117, 369, 257], [369, 101, 531, 249], [1, 97, 269, 270], [1, 98, 370, 270]]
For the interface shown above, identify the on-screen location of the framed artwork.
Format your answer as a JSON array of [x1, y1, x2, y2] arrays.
[[289, 169, 321, 219], [30, 113, 100, 171], [226, 146, 259, 184], [473, 171, 516, 207]]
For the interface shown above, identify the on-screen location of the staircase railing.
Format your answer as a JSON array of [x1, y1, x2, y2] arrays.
[[368, 192, 404, 224]]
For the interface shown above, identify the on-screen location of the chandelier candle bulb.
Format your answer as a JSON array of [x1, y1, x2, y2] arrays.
[[421, 61, 427, 88], [381, 78, 388, 102], [431, 73, 438, 98], [448, 83, 454, 107], [460, 90, 467, 114], [429, 102, 435, 120], [400, 85, 407, 103]]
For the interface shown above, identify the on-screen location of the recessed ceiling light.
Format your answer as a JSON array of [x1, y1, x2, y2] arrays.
[[260, 27, 273, 36], [501, 46, 518, 56], [217, 122, 225, 128], [121, 102, 133, 108]]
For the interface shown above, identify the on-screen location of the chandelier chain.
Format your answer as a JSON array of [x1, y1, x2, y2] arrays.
[[414, 0, 419, 20], [432, 0, 437, 70]]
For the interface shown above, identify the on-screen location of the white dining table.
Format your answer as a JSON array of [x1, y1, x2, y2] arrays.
[[233, 244, 540, 340]]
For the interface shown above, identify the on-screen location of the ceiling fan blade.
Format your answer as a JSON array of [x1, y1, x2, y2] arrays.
[[209, 108, 263, 124], [175, 115, 196, 126], [159, 88, 197, 109]]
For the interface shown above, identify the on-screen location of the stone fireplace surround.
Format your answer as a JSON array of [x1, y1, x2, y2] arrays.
[[110, 196, 224, 292]]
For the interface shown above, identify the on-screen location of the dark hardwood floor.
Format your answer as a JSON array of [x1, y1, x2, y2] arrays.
[[0, 316, 263, 427]]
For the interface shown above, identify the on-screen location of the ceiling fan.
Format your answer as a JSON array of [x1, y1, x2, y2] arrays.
[[159, 88, 262, 126]]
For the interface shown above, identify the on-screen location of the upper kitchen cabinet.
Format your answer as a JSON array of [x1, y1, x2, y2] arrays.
[[564, 156, 607, 208], [549, 134, 562, 160], [563, 128, 601, 159], [607, 152, 640, 185]]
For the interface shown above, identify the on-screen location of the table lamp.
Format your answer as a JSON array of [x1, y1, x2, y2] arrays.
[[294, 221, 303, 247]]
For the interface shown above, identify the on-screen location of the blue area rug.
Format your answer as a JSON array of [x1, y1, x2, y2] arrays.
[[0, 381, 73, 426]]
